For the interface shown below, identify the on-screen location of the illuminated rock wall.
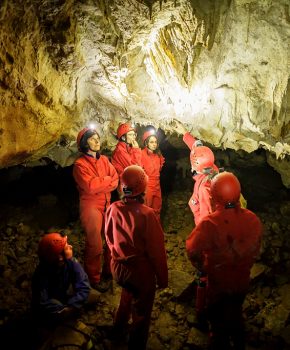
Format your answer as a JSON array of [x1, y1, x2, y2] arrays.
[[0, 0, 289, 183]]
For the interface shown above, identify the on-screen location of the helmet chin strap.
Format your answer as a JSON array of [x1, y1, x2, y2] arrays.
[[88, 147, 100, 159], [121, 135, 132, 145], [225, 202, 236, 209]]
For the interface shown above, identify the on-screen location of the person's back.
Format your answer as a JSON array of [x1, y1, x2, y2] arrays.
[[193, 205, 262, 300], [105, 165, 168, 350], [106, 200, 167, 275], [186, 172, 262, 350]]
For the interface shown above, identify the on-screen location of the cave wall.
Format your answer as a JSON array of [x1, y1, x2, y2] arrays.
[[0, 0, 289, 183]]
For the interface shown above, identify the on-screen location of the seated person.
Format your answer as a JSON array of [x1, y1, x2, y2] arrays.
[[32, 232, 97, 324]]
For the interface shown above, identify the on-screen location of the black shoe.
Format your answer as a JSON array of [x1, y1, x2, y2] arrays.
[[91, 279, 112, 293]]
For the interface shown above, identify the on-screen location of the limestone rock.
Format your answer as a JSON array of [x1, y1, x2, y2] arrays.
[[168, 269, 194, 300], [250, 263, 267, 279], [0, 0, 289, 184]]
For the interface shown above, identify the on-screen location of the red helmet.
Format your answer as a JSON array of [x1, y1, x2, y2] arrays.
[[77, 127, 99, 151], [211, 172, 241, 206], [142, 129, 157, 143], [190, 146, 215, 173], [117, 123, 135, 139], [38, 233, 67, 263], [121, 165, 148, 197]]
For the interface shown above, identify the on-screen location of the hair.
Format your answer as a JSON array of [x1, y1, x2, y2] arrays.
[[80, 130, 100, 154], [145, 136, 162, 156]]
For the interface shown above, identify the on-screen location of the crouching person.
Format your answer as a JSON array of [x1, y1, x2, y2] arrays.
[[105, 165, 168, 350], [186, 172, 263, 350], [32, 232, 98, 325]]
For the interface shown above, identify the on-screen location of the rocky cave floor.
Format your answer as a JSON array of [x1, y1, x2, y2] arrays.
[[0, 163, 290, 349]]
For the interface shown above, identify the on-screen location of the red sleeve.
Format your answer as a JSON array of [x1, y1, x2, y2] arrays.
[[144, 211, 168, 288], [183, 132, 197, 150], [73, 160, 114, 194], [108, 161, 119, 192], [111, 144, 126, 176], [112, 143, 142, 176], [198, 180, 213, 221], [186, 219, 215, 269], [131, 148, 143, 167]]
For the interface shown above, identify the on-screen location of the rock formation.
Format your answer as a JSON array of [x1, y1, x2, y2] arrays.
[[0, 0, 289, 183]]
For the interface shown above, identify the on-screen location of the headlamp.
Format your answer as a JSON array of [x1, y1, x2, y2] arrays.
[[88, 123, 96, 130]]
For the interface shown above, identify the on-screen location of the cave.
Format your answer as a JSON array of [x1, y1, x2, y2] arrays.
[[0, 0, 290, 349]]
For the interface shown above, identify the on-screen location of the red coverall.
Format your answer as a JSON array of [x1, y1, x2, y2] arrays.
[[141, 147, 165, 219], [105, 199, 168, 350], [111, 141, 143, 177], [186, 204, 262, 349], [73, 154, 118, 285], [183, 132, 218, 225]]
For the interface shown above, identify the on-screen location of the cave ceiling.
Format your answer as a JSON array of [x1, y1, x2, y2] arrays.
[[0, 0, 289, 185]]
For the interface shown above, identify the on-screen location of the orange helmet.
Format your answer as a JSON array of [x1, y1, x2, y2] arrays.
[[142, 128, 157, 143], [190, 146, 215, 173], [38, 233, 67, 263], [117, 123, 135, 139], [121, 165, 148, 197], [211, 172, 241, 206], [77, 127, 99, 152]]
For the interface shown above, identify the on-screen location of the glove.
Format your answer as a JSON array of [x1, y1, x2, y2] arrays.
[[194, 140, 203, 147]]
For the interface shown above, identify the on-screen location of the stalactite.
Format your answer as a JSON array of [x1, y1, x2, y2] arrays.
[[142, 0, 155, 19], [0, 0, 8, 21], [95, 0, 111, 18]]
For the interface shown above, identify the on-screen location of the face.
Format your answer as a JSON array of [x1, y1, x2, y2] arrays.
[[57, 242, 73, 265], [125, 130, 136, 145], [147, 136, 158, 151], [87, 134, 101, 152]]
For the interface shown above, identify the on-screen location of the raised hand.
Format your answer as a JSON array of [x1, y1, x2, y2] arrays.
[[171, 119, 188, 135], [131, 139, 140, 148]]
